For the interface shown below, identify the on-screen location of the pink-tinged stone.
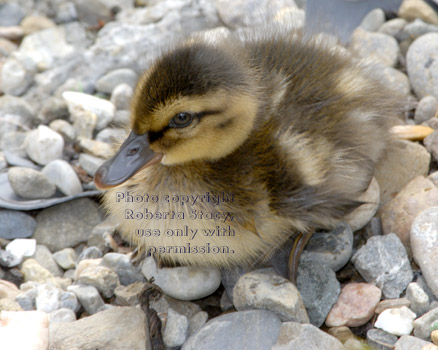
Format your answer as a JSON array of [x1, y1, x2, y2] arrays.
[[381, 176, 438, 255], [0, 310, 49, 350], [326, 283, 382, 327]]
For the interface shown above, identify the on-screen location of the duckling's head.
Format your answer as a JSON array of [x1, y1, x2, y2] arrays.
[[95, 41, 260, 189]]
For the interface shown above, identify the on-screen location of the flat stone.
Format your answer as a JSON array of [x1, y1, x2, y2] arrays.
[[49, 307, 146, 350], [395, 335, 435, 350], [62, 91, 115, 130], [188, 311, 208, 336], [411, 207, 438, 299], [0, 210, 36, 239], [0, 310, 49, 350], [375, 306, 416, 336], [367, 328, 398, 350], [67, 284, 104, 315], [78, 153, 105, 177], [182, 310, 281, 350], [296, 260, 340, 327], [101, 253, 144, 286], [378, 18, 407, 37], [375, 298, 411, 314], [406, 33, 438, 100], [271, 321, 343, 350], [25, 125, 64, 166], [374, 140, 430, 207], [415, 96, 438, 124], [163, 308, 188, 348], [33, 198, 102, 252], [233, 268, 308, 323], [142, 257, 221, 301], [414, 307, 438, 340], [8, 167, 56, 199], [325, 282, 381, 327], [352, 233, 413, 298], [381, 177, 438, 253], [301, 222, 353, 272], [351, 28, 399, 67], [114, 282, 143, 306]]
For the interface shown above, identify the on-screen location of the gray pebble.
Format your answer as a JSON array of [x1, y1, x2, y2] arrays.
[[3, 150, 40, 169], [394, 335, 435, 349], [399, 19, 438, 41], [33, 198, 102, 252], [378, 18, 407, 37], [0, 210, 36, 239], [67, 284, 105, 315], [87, 218, 119, 252], [296, 260, 340, 327], [406, 282, 430, 317], [301, 222, 353, 272], [0, 3, 25, 26], [25, 125, 64, 166], [112, 110, 130, 126], [142, 257, 221, 301], [49, 308, 76, 323], [233, 268, 308, 323], [1, 53, 36, 96], [41, 159, 83, 196], [406, 33, 438, 100], [77, 265, 119, 298], [53, 248, 77, 270], [78, 153, 105, 177], [60, 291, 80, 313], [8, 167, 56, 199], [15, 287, 37, 310], [182, 310, 281, 350], [0, 249, 22, 267], [372, 64, 411, 97], [366, 328, 398, 350], [110, 84, 133, 110], [96, 68, 138, 94], [352, 233, 413, 298], [36, 284, 62, 313], [351, 28, 399, 67], [37, 97, 69, 124], [32, 244, 63, 277], [76, 246, 103, 264], [101, 252, 144, 286], [360, 8, 385, 32], [1, 131, 29, 158], [95, 127, 127, 144], [413, 306, 438, 340], [164, 308, 189, 348], [188, 311, 209, 336], [415, 95, 438, 124], [0, 95, 34, 126], [48, 119, 76, 143], [411, 207, 438, 299]]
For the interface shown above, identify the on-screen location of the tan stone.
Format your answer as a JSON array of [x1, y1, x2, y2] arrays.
[[381, 176, 438, 254], [399, 0, 438, 25], [375, 298, 411, 314]]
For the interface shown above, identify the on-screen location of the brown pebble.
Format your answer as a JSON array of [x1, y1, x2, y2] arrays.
[[432, 330, 438, 345]]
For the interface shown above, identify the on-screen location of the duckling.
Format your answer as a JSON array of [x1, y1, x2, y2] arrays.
[[94, 29, 402, 282]]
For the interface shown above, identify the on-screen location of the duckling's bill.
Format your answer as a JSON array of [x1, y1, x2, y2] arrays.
[[94, 131, 162, 189]]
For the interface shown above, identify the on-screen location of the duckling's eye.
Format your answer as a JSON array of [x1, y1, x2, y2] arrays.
[[170, 112, 194, 128]]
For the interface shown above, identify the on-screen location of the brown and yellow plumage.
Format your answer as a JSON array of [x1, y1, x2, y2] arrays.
[[95, 29, 402, 281]]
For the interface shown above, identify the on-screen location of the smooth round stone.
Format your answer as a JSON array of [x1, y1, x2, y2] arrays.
[[367, 328, 398, 350], [233, 268, 308, 323], [182, 310, 281, 350], [411, 207, 438, 299], [1, 54, 35, 96], [415, 95, 438, 124], [188, 311, 209, 336], [296, 260, 340, 327], [78, 153, 105, 177], [375, 306, 416, 336], [20, 15, 56, 35], [110, 84, 133, 110], [62, 91, 115, 130], [96, 68, 138, 94], [399, 19, 438, 42], [41, 159, 82, 196], [25, 125, 64, 166], [350, 28, 399, 67], [325, 282, 381, 327], [49, 120, 75, 143], [142, 257, 221, 301], [398, 0, 438, 25], [53, 248, 77, 270], [352, 233, 413, 299], [360, 8, 385, 32], [372, 64, 411, 97], [301, 222, 353, 272], [6, 239, 36, 260], [0, 210, 36, 239], [406, 33, 438, 100], [378, 18, 407, 37], [8, 167, 56, 199]]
